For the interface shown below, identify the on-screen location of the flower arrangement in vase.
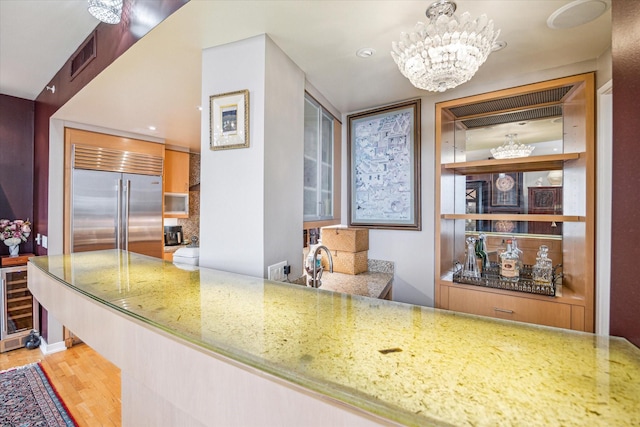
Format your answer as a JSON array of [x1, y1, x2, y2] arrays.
[[0, 218, 31, 256]]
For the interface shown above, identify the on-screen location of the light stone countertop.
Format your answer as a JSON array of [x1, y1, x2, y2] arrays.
[[163, 244, 188, 253], [317, 270, 392, 299], [30, 250, 640, 426], [297, 259, 393, 299]]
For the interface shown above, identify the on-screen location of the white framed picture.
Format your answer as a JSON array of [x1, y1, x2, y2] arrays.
[[210, 89, 249, 150]]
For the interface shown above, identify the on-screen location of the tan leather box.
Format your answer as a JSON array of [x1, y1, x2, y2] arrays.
[[322, 250, 368, 275], [320, 226, 369, 253]]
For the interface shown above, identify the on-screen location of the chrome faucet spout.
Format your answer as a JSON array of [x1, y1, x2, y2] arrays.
[[311, 245, 333, 288]]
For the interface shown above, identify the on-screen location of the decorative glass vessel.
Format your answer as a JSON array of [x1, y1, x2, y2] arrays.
[[533, 245, 553, 286], [463, 237, 481, 278], [511, 236, 524, 272], [500, 239, 520, 282]]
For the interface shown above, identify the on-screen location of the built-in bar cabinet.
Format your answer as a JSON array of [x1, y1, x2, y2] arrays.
[[435, 73, 595, 332]]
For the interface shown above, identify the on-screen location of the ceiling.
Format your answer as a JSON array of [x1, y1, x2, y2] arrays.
[[0, 1, 611, 153]]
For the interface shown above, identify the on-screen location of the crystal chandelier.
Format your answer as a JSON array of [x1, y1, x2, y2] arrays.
[[87, 0, 123, 24], [490, 134, 534, 159], [391, 0, 500, 92]]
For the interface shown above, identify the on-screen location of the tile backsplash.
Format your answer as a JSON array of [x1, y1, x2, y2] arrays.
[[177, 153, 200, 244]]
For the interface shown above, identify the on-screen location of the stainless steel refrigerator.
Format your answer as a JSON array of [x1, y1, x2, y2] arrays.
[[71, 145, 164, 259]]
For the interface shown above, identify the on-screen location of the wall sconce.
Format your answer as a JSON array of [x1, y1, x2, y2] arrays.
[[87, 0, 123, 24]]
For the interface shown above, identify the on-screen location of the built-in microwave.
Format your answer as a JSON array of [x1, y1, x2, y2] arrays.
[[164, 192, 189, 217]]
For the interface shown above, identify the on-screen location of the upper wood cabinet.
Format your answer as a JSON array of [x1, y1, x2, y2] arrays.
[[164, 150, 189, 193], [435, 73, 595, 332], [528, 186, 563, 235]]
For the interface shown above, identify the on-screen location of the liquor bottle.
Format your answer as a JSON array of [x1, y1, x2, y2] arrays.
[[500, 239, 520, 282], [475, 234, 489, 270], [533, 245, 553, 286]]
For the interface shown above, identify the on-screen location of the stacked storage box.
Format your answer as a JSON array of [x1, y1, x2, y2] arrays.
[[320, 226, 369, 275]]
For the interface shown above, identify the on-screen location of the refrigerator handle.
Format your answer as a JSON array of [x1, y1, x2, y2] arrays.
[[117, 179, 123, 250], [125, 179, 131, 251]]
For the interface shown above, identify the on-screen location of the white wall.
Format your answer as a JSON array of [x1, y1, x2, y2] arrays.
[[199, 35, 304, 278], [343, 59, 601, 307], [263, 37, 305, 278]]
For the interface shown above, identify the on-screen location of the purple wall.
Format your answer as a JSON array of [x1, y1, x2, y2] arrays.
[[610, 0, 640, 347], [0, 95, 35, 256]]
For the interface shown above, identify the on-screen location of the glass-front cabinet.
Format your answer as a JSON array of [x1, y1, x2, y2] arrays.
[[435, 73, 595, 332]]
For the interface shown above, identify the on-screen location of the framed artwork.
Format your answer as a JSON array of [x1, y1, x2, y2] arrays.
[[347, 99, 421, 230], [210, 89, 249, 150], [491, 219, 523, 234], [491, 172, 522, 207]]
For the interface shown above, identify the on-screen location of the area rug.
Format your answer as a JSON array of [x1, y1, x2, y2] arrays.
[[0, 362, 77, 426]]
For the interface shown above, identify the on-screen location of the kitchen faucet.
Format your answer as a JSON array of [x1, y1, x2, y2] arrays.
[[308, 245, 333, 288]]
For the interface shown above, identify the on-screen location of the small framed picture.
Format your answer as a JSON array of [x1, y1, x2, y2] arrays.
[[491, 172, 522, 207], [210, 89, 249, 150]]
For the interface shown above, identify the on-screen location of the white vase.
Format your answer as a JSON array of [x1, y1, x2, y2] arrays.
[[9, 244, 19, 256], [547, 170, 563, 186]]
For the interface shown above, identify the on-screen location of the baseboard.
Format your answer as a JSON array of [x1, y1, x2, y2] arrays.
[[39, 338, 67, 355]]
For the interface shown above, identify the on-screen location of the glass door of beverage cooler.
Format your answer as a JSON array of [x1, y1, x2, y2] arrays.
[[1, 265, 38, 343]]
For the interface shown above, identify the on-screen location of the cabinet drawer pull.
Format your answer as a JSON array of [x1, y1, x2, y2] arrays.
[[493, 307, 514, 314]]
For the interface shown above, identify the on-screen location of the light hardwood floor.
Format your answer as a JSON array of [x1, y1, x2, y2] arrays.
[[0, 343, 121, 426]]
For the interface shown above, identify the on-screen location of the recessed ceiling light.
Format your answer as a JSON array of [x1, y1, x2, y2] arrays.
[[148, 126, 156, 131], [492, 40, 507, 52], [547, 0, 609, 30], [197, 106, 202, 111], [356, 48, 376, 58]]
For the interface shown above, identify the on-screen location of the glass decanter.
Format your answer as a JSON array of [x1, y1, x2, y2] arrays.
[[463, 236, 481, 278], [533, 245, 553, 286], [511, 236, 524, 272]]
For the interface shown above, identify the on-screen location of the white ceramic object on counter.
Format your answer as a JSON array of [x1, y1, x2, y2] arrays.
[[173, 247, 199, 268]]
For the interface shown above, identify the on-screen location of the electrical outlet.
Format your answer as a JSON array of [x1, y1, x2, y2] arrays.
[[268, 260, 287, 281]]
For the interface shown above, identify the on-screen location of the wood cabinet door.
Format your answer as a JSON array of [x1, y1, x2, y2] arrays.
[[165, 150, 189, 193], [528, 186, 562, 235]]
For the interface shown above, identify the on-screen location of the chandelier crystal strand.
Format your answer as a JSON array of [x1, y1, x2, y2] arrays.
[[391, 0, 499, 92], [87, 0, 123, 24], [490, 134, 534, 159]]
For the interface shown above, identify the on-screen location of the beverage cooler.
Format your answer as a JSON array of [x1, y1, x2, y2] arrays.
[[1, 254, 39, 353]]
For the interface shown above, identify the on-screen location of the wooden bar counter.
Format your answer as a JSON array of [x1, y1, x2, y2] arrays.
[[28, 250, 640, 426]]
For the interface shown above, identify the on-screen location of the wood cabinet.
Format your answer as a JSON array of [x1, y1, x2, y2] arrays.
[[442, 285, 573, 329], [435, 73, 595, 332], [164, 149, 189, 193], [528, 186, 562, 235], [164, 149, 189, 218]]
